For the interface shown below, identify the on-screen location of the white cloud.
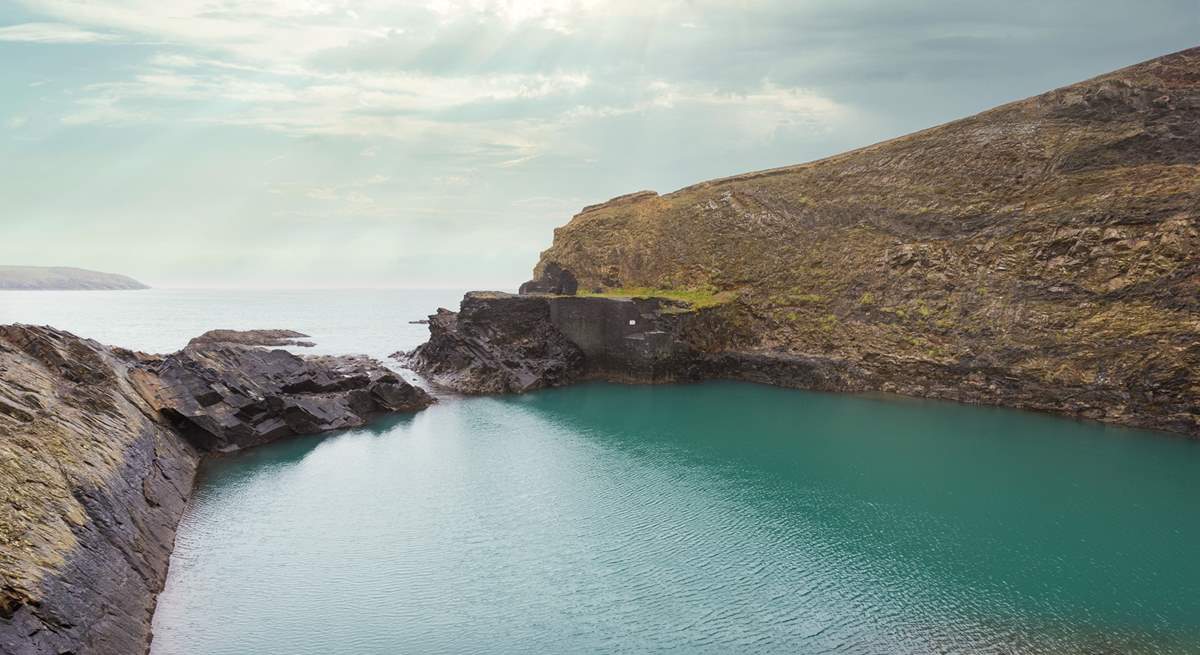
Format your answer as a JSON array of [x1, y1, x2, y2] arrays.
[[14, 1, 392, 61], [646, 81, 845, 140], [57, 62, 594, 164], [272, 174, 396, 211], [0, 21, 120, 43], [60, 95, 149, 125], [5, 115, 30, 129], [21, 0, 845, 162]]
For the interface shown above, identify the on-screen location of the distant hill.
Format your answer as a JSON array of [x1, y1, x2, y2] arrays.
[[0, 266, 149, 290]]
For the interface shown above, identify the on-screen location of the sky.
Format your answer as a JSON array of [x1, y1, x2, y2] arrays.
[[1, 1, 1197, 289]]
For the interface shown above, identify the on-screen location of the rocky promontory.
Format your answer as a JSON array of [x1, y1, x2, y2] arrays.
[[407, 47, 1200, 438], [0, 326, 432, 655], [0, 266, 148, 291]]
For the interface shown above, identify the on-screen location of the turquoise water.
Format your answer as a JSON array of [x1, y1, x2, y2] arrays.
[[3, 291, 1198, 653]]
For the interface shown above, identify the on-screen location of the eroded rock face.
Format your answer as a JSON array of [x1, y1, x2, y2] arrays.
[[406, 288, 1199, 436], [518, 262, 578, 296], [398, 293, 585, 394], [0, 325, 434, 655], [130, 342, 433, 452], [0, 325, 199, 655], [400, 292, 749, 393]]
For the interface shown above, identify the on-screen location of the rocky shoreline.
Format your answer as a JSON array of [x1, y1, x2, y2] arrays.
[[0, 327, 432, 655], [397, 47, 1200, 440], [402, 290, 1198, 437]]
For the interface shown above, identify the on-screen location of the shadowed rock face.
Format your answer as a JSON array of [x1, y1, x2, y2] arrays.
[[399, 293, 585, 394], [0, 325, 433, 655], [402, 292, 758, 393], [509, 47, 1200, 437], [518, 262, 578, 296], [408, 289, 1198, 436], [0, 326, 198, 655], [130, 344, 432, 452]]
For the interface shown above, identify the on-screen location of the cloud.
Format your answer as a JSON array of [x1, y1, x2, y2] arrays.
[[5, 115, 30, 129], [7, 0, 1197, 287], [56, 61, 598, 165], [0, 21, 120, 43]]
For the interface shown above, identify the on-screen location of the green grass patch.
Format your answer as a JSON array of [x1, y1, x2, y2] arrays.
[[578, 286, 734, 309]]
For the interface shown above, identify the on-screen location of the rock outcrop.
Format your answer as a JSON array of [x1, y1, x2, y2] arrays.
[[185, 329, 315, 349], [518, 262, 578, 296], [0, 326, 198, 655], [497, 46, 1200, 437], [0, 325, 433, 655], [130, 338, 432, 452], [400, 293, 585, 394], [408, 288, 1198, 436]]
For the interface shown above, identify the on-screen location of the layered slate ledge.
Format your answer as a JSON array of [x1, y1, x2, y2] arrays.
[[0, 326, 432, 655], [402, 289, 1198, 438]]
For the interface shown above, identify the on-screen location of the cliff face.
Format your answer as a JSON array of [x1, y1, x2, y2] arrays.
[[403, 292, 758, 393], [525, 47, 1200, 437], [0, 326, 433, 655], [402, 293, 586, 394], [0, 326, 198, 655]]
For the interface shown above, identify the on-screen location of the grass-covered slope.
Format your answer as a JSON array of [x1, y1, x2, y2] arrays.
[[533, 47, 1200, 434], [0, 266, 148, 290]]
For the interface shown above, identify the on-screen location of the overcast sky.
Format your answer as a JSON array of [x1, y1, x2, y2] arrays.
[[1, 1, 1197, 288]]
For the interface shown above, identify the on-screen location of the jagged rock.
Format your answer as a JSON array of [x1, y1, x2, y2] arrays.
[[0, 325, 198, 655], [398, 293, 585, 394], [518, 261, 578, 296], [400, 292, 744, 393], [130, 342, 433, 452], [0, 325, 434, 655]]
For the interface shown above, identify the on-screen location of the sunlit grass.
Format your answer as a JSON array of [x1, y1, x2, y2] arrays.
[[577, 286, 734, 309]]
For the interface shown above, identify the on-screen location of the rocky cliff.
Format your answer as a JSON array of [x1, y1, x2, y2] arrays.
[[511, 46, 1200, 437], [0, 326, 432, 655]]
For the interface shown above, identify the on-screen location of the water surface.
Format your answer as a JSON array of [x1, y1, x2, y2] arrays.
[[149, 382, 1199, 654], [3, 290, 1197, 653]]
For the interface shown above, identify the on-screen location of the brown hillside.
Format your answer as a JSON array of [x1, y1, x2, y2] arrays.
[[532, 46, 1200, 434]]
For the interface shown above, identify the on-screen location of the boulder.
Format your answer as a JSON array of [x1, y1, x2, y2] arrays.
[[518, 262, 578, 296], [130, 342, 433, 452]]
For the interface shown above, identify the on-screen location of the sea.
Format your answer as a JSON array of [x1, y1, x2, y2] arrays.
[[2, 289, 1198, 654]]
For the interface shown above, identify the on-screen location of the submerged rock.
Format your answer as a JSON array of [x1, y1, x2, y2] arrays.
[[186, 328, 316, 348], [0, 325, 433, 655]]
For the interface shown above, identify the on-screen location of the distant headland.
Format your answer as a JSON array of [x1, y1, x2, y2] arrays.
[[0, 265, 149, 290]]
